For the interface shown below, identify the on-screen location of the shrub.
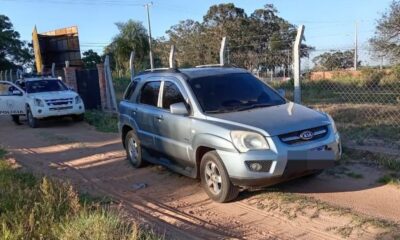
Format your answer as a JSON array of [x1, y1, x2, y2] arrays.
[[360, 68, 384, 88], [84, 110, 118, 133]]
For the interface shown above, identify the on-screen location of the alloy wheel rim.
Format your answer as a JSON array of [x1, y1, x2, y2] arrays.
[[205, 161, 222, 194], [128, 137, 139, 163]]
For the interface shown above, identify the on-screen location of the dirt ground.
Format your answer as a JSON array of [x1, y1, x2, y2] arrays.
[[0, 116, 399, 240]]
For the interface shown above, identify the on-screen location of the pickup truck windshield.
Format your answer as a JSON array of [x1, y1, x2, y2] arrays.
[[188, 73, 286, 113], [26, 80, 68, 93]]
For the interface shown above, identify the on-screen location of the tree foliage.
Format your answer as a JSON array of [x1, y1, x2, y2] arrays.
[[0, 15, 33, 70], [313, 50, 357, 71], [370, 0, 400, 62], [105, 20, 149, 74], [157, 3, 311, 71], [82, 49, 102, 68]]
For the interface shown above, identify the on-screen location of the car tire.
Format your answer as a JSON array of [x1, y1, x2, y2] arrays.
[[200, 151, 239, 203], [11, 115, 21, 125], [73, 114, 84, 122], [27, 107, 39, 128], [125, 130, 145, 168]]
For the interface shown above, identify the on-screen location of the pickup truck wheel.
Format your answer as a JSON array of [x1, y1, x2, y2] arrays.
[[125, 130, 144, 168], [11, 115, 21, 125], [200, 151, 239, 203], [27, 107, 39, 128], [73, 114, 84, 122]]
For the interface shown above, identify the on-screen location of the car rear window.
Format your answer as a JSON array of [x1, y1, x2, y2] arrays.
[[188, 73, 286, 113]]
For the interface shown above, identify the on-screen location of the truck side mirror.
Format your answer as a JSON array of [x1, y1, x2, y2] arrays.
[[12, 90, 23, 96], [170, 102, 189, 115]]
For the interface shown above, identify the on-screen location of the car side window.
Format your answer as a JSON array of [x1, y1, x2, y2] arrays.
[[162, 81, 185, 110], [124, 80, 138, 101], [139, 81, 161, 107], [0, 82, 14, 96]]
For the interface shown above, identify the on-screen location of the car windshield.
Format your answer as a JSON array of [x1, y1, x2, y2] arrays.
[[26, 80, 68, 93], [188, 73, 286, 113]]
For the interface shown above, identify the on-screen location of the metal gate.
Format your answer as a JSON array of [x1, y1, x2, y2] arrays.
[[75, 69, 101, 110]]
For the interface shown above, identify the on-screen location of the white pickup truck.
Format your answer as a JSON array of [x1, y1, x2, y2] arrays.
[[0, 77, 85, 128]]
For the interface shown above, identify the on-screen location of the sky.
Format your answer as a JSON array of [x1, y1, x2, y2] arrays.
[[0, 0, 394, 66]]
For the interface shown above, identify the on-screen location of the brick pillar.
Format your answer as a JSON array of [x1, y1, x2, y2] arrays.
[[63, 67, 78, 91], [97, 64, 107, 110]]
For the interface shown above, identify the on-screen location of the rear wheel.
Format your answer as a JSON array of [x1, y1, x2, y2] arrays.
[[200, 151, 239, 203], [27, 107, 39, 128], [125, 130, 145, 168]]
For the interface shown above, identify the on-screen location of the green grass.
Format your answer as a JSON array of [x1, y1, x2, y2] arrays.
[[346, 172, 364, 179], [84, 110, 119, 133], [0, 147, 161, 240], [378, 174, 400, 186], [341, 147, 400, 171]]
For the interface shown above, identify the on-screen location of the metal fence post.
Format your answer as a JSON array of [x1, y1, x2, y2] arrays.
[[130, 51, 135, 81], [293, 25, 305, 104]]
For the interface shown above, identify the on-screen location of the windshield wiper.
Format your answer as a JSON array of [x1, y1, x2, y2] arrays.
[[235, 103, 275, 111]]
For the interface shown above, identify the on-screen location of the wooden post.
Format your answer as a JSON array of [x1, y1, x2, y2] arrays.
[[220, 37, 227, 66], [169, 45, 176, 68], [130, 51, 135, 81], [293, 25, 305, 104]]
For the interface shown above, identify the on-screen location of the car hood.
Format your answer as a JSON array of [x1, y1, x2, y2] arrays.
[[28, 91, 78, 100], [207, 102, 330, 136]]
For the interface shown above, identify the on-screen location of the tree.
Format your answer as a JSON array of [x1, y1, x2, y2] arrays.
[[105, 20, 149, 75], [370, 0, 400, 62], [159, 3, 312, 71], [0, 15, 33, 70], [312, 50, 357, 71], [82, 49, 102, 68]]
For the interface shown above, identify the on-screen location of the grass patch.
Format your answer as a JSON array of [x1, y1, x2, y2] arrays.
[[378, 174, 400, 186], [341, 147, 400, 171], [85, 110, 119, 133], [0, 147, 160, 240], [346, 172, 364, 179]]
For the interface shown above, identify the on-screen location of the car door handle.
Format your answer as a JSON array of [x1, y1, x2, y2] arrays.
[[156, 115, 164, 121], [131, 108, 138, 115]]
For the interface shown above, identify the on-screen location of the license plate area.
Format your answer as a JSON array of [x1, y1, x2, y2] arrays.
[[310, 145, 327, 151]]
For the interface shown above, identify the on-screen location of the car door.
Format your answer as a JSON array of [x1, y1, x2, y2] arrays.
[[0, 81, 26, 116], [153, 79, 193, 167], [135, 80, 162, 149]]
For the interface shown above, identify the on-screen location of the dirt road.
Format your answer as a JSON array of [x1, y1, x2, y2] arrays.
[[0, 116, 399, 239]]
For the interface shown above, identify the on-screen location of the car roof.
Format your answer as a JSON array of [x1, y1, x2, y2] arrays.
[[136, 67, 249, 80], [179, 67, 249, 79]]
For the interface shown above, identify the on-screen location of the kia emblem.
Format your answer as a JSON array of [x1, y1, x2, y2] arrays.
[[299, 130, 314, 140]]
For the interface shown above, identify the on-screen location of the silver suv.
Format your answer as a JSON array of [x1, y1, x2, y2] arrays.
[[118, 67, 341, 202]]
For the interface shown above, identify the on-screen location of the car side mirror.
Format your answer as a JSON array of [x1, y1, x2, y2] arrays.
[[12, 90, 23, 96], [277, 89, 286, 98], [170, 102, 189, 115]]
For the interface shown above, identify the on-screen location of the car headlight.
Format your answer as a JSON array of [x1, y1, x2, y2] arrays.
[[230, 131, 269, 153], [34, 98, 44, 107], [326, 113, 337, 133], [75, 96, 82, 104]]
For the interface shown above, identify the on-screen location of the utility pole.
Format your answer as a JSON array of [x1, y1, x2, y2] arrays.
[[354, 21, 358, 71], [144, 2, 154, 70], [293, 25, 305, 104]]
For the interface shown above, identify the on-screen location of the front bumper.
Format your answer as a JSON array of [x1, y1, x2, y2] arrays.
[[218, 130, 341, 187], [32, 104, 85, 119]]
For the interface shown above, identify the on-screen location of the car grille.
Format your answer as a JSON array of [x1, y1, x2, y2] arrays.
[[279, 125, 328, 145], [45, 98, 73, 106], [49, 106, 73, 111]]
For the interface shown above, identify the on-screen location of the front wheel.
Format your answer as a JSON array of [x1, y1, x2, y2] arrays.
[[200, 151, 239, 203], [125, 130, 145, 168], [73, 114, 84, 122], [27, 107, 39, 128]]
